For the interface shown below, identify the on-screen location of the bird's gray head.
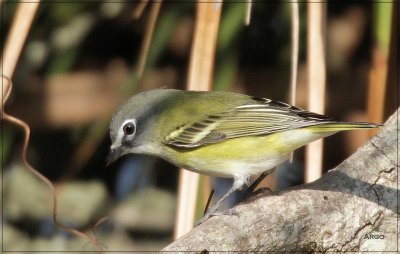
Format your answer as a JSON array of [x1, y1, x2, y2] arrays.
[[106, 89, 178, 165]]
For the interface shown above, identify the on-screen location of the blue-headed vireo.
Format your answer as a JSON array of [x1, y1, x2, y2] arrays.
[[107, 89, 380, 223]]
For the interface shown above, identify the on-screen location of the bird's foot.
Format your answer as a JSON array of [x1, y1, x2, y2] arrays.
[[195, 208, 239, 226]]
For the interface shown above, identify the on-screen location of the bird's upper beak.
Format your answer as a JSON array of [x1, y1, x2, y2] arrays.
[[106, 145, 123, 166]]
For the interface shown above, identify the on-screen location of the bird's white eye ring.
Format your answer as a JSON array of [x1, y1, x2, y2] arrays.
[[123, 121, 136, 136]]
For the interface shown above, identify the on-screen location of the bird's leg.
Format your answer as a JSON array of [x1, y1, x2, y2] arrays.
[[205, 186, 237, 215], [196, 171, 276, 225], [196, 178, 245, 225]]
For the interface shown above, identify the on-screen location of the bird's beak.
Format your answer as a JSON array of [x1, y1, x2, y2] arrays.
[[106, 145, 123, 166]]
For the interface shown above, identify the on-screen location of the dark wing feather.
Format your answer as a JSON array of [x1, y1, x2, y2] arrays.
[[164, 97, 335, 148]]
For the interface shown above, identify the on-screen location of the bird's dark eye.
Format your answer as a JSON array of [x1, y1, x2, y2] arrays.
[[123, 122, 136, 136]]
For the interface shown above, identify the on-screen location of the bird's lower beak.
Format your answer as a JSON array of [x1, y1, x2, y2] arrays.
[[106, 146, 123, 166]]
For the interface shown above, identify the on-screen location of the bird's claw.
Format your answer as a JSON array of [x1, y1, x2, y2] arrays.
[[195, 208, 239, 226]]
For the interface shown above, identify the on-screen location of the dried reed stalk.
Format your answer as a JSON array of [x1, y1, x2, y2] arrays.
[[245, 0, 252, 26], [1, 2, 39, 99], [174, 2, 222, 240], [367, 49, 388, 136], [290, 1, 299, 106], [136, 1, 162, 78], [133, 0, 149, 19], [289, 1, 299, 163], [305, 2, 326, 183]]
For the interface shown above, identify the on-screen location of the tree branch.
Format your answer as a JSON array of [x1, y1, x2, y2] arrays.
[[163, 109, 398, 252]]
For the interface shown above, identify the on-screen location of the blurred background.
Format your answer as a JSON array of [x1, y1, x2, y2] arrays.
[[1, 1, 396, 252]]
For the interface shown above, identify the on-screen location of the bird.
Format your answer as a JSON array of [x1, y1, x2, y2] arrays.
[[107, 88, 380, 223]]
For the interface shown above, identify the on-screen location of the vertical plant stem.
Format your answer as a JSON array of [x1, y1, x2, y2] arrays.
[[305, 2, 326, 183], [290, 1, 299, 106], [367, 49, 388, 136], [133, 1, 149, 19], [245, 0, 252, 26], [1, 2, 39, 101], [186, 3, 222, 90], [136, 1, 162, 78], [174, 1, 222, 240], [383, 4, 397, 119], [289, 1, 299, 163]]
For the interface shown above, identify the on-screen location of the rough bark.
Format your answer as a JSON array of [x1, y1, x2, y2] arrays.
[[163, 109, 398, 252]]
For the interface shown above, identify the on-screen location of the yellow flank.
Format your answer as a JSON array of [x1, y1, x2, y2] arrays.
[[160, 127, 338, 178]]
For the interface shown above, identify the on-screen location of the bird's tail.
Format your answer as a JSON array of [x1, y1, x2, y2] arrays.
[[308, 122, 382, 132]]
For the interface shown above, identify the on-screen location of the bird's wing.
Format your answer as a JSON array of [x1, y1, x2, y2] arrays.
[[163, 97, 335, 148]]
